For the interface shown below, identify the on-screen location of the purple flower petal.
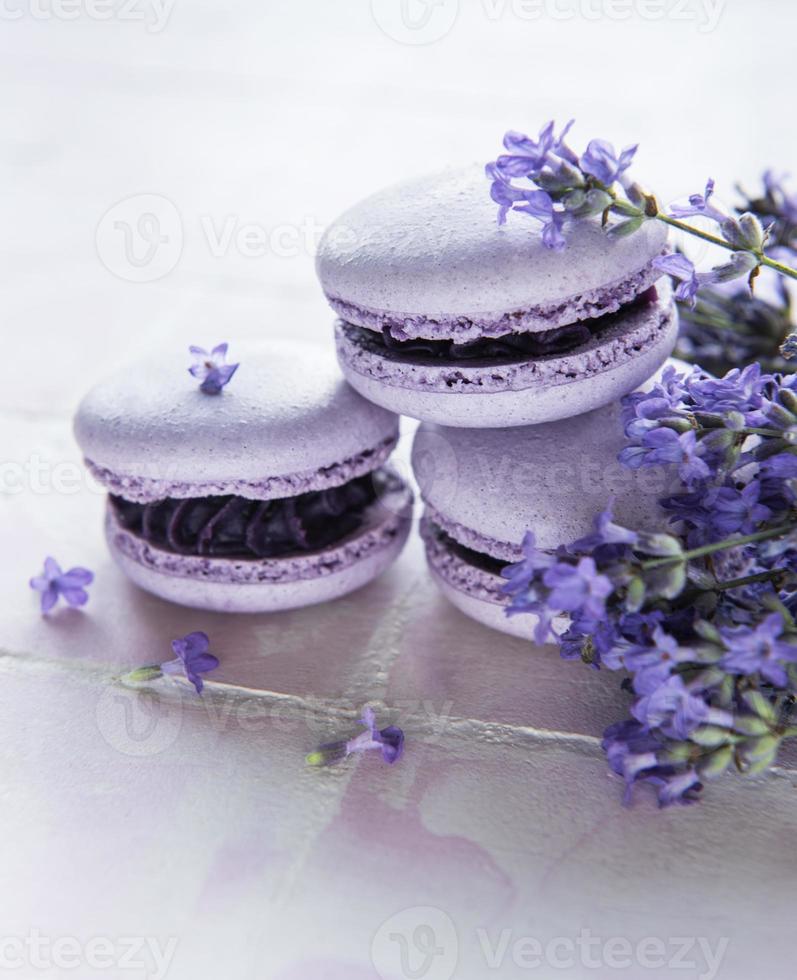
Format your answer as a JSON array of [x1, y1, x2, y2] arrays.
[[44, 556, 62, 578], [189, 343, 238, 394], [58, 567, 94, 588], [60, 587, 90, 608], [40, 588, 59, 613]]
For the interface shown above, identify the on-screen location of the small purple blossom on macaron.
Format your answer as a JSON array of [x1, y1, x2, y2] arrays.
[[161, 631, 220, 694], [189, 343, 239, 395], [306, 707, 405, 767], [579, 138, 637, 188], [29, 557, 93, 613], [513, 189, 566, 251]]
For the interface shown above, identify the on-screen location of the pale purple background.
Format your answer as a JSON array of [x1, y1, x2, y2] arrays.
[[2, 2, 796, 978]]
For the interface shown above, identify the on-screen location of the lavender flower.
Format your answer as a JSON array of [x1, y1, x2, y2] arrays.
[[495, 120, 572, 177], [651, 253, 757, 309], [620, 427, 710, 486], [189, 343, 239, 395], [669, 178, 727, 223], [706, 483, 772, 536], [29, 557, 93, 613], [719, 614, 797, 688], [579, 139, 637, 187], [602, 720, 702, 807], [500, 531, 552, 595], [161, 631, 220, 694], [513, 189, 566, 251], [306, 707, 405, 767]]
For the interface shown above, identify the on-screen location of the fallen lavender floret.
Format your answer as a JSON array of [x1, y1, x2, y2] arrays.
[[306, 707, 405, 767]]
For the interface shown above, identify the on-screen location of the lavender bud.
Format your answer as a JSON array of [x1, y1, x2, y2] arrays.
[[710, 251, 759, 283], [636, 532, 684, 558], [738, 212, 765, 251], [575, 188, 613, 217], [697, 745, 733, 780], [721, 217, 747, 248], [742, 690, 777, 722], [733, 715, 771, 737], [777, 387, 797, 414], [780, 333, 797, 360], [562, 189, 586, 211], [626, 576, 645, 612], [694, 619, 723, 643], [690, 725, 732, 748], [608, 216, 644, 239], [738, 735, 780, 773], [646, 562, 687, 601], [121, 665, 164, 685]]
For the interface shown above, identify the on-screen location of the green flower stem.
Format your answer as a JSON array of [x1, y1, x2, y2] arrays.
[[712, 569, 786, 592], [642, 523, 797, 571], [693, 425, 787, 439], [613, 201, 797, 282]]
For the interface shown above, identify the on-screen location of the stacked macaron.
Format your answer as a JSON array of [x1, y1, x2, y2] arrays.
[[317, 164, 678, 635], [316, 165, 676, 428], [74, 342, 412, 612]]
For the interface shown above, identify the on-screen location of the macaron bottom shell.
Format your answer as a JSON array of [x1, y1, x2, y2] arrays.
[[421, 516, 567, 640], [334, 283, 677, 427], [105, 481, 413, 613]]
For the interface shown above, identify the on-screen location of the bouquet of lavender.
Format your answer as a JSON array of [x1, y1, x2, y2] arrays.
[[487, 122, 797, 804], [502, 364, 797, 805]]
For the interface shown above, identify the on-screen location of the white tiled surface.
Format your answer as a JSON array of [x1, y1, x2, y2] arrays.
[[2, 2, 797, 978]]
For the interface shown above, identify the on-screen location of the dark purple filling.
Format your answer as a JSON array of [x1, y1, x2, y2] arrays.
[[110, 472, 385, 560], [431, 522, 507, 576], [350, 286, 658, 365]]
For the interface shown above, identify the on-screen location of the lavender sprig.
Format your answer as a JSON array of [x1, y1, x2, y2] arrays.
[[486, 121, 797, 288], [503, 364, 797, 806]]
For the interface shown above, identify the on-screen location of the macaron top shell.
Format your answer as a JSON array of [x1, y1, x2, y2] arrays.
[[75, 341, 399, 502], [412, 401, 672, 557], [317, 165, 669, 336]]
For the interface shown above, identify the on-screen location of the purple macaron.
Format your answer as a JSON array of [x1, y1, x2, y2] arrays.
[[317, 165, 677, 427], [411, 397, 673, 638], [74, 341, 412, 612]]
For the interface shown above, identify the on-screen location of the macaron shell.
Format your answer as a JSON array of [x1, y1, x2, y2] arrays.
[[74, 340, 399, 499], [317, 164, 669, 332], [336, 280, 677, 427], [105, 482, 413, 612], [430, 564, 539, 640], [421, 518, 567, 640], [412, 398, 676, 553]]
